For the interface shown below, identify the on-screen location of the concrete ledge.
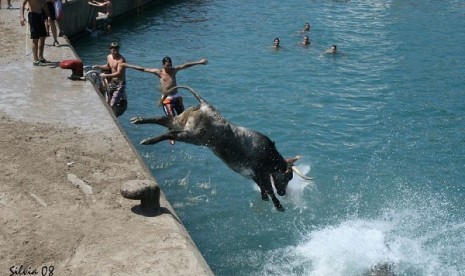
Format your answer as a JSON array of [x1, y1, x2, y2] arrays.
[[0, 3, 212, 275]]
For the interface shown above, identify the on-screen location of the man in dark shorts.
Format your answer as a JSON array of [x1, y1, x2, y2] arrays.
[[43, 0, 59, 46], [20, 0, 50, 65]]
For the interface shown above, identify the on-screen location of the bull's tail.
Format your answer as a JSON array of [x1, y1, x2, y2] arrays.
[[165, 85, 206, 104]]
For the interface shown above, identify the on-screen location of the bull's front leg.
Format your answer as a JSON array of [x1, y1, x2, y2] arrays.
[[130, 116, 173, 129], [259, 187, 269, 201], [270, 195, 284, 212], [255, 175, 285, 212]]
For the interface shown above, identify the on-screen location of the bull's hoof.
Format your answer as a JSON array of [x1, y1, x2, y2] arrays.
[[271, 197, 285, 211], [261, 194, 269, 201], [121, 180, 160, 209], [130, 116, 143, 124]]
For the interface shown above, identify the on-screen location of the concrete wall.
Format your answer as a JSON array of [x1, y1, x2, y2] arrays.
[[60, 0, 163, 38]]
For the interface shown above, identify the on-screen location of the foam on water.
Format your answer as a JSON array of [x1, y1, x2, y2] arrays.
[[256, 183, 464, 276], [286, 165, 315, 212], [250, 164, 314, 212]]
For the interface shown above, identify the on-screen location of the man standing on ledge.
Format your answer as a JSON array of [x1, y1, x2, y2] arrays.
[[20, 0, 51, 66], [92, 42, 127, 117]]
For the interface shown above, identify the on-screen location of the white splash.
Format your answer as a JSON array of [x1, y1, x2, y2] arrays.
[[286, 164, 315, 212], [258, 205, 463, 276]]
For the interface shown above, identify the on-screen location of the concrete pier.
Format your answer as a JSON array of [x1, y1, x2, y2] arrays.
[[0, 3, 213, 275]]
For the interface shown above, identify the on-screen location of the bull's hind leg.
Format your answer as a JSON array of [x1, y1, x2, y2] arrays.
[[130, 116, 174, 129]]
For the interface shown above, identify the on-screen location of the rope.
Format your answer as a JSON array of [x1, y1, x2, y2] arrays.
[[24, 21, 32, 56], [24, 9, 28, 55]]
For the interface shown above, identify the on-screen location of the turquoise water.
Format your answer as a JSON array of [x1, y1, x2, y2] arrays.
[[73, 0, 465, 275]]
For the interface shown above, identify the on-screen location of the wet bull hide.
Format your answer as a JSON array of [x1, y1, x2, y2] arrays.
[[130, 86, 310, 211]]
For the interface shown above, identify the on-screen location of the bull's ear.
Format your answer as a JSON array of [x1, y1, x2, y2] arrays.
[[284, 155, 301, 173], [285, 155, 302, 165]]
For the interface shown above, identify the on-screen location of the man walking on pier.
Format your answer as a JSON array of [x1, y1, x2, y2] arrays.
[[20, 0, 51, 65]]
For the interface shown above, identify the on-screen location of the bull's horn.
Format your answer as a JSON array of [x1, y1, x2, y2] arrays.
[[291, 166, 314, 180]]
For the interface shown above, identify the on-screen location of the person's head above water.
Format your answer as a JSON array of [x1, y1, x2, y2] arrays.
[[303, 22, 310, 31], [325, 44, 337, 54], [273, 37, 280, 47], [302, 36, 310, 45]]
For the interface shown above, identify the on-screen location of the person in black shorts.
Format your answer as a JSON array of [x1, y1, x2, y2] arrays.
[[20, 0, 51, 65], [43, 0, 59, 46]]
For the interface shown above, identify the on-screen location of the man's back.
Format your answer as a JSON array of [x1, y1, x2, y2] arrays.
[[27, 0, 46, 13]]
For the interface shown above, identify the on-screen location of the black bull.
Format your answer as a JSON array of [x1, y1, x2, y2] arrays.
[[130, 86, 311, 211]]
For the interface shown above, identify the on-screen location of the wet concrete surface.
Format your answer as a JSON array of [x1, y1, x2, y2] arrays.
[[0, 40, 113, 131]]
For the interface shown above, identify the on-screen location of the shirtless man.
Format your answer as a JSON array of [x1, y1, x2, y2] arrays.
[[92, 42, 127, 117], [20, 0, 50, 65], [124, 57, 208, 116]]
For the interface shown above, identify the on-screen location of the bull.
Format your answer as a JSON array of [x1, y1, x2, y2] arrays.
[[130, 86, 312, 211]]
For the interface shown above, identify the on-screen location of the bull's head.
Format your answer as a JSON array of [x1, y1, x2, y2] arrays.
[[272, 169, 294, 196], [272, 155, 313, 196]]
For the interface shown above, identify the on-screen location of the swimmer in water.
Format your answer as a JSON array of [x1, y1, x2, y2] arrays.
[[272, 37, 281, 49], [302, 22, 310, 32], [324, 44, 337, 54], [301, 35, 310, 46]]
